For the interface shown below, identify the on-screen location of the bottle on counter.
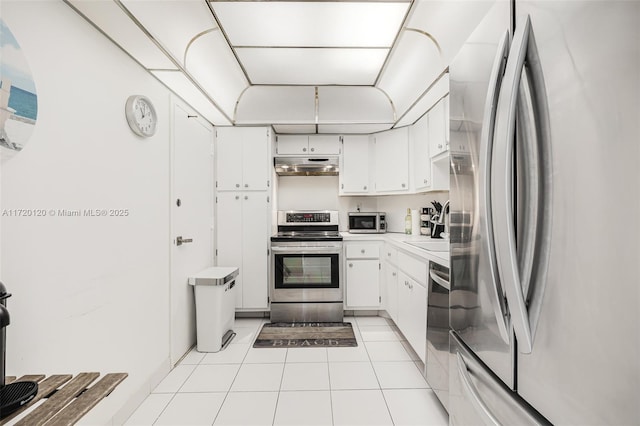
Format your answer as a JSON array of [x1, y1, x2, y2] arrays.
[[405, 208, 412, 234]]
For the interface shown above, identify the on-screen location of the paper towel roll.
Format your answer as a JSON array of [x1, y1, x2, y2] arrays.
[[411, 209, 420, 236]]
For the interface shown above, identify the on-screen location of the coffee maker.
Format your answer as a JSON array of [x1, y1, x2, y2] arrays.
[[0, 282, 38, 419]]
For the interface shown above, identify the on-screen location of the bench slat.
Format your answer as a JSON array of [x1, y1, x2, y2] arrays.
[[0, 375, 72, 425], [14, 372, 99, 426], [45, 373, 128, 426]]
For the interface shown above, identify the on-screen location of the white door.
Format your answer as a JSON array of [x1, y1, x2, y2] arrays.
[[374, 128, 409, 192], [215, 127, 243, 191], [341, 135, 370, 193], [346, 259, 380, 308], [241, 192, 269, 309], [170, 102, 214, 365], [242, 127, 270, 191], [216, 192, 243, 308]]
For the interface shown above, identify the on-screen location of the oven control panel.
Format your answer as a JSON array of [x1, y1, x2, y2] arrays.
[[278, 210, 339, 226], [287, 212, 330, 223]]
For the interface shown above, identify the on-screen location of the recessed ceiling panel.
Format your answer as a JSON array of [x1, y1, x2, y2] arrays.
[[318, 124, 394, 134], [235, 86, 315, 124], [407, 0, 494, 66], [210, 2, 410, 47], [151, 70, 231, 125], [395, 73, 449, 127], [67, 0, 177, 70], [273, 125, 317, 134], [185, 31, 248, 117], [122, 0, 218, 66], [378, 30, 445, 117], [318, 87, 395, 123], [237, 48, 388, 85]]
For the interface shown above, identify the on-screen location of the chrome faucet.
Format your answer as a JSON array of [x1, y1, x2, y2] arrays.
[[435, 200, 449, 224]]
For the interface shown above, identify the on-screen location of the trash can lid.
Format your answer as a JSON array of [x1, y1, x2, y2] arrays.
[[188, 267, 239, 286]]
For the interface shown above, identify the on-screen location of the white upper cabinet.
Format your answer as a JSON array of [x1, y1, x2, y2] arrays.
[[374, 127, 409, 193], [411, 112, 431, 191], [340, 135, 371, 194], [429, 97, 448, 158], [276, 135, 341, 155], [216, 127, 271, 191]]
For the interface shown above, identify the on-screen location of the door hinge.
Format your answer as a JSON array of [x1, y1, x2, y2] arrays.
[[215, 249, 218, 256], [340, 136, 343, 143], [379, 263, 381, 270], [215, 181, 218, 188], [215, 197, 218, 203], [267, 248, 270, 256], [379, 296, 382, 303], [341, 183, 344, 189], [267, 180, 270, 187], [267, 296, 270, 304], [267, 196, 270, 203]]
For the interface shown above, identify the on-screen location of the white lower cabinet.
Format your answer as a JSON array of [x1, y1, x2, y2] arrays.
[[344, 242, 381, 309], [384, 263, 399, 323], [216, 191, 270, 310], [346, 260, 380, 308], [397, 271, 427, 364]]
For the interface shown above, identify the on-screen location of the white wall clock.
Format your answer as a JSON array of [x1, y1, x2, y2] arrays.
[[125, 95, 157, 137]]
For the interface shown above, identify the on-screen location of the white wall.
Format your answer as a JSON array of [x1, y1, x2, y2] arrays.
[[276, 176, 449, 233], [1, 2, 174, 423]]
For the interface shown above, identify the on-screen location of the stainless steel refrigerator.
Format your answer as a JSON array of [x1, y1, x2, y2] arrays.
[[448, 1, 639, 424]]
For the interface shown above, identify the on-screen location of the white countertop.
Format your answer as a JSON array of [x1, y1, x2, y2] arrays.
[[340, 232, 450, 267]]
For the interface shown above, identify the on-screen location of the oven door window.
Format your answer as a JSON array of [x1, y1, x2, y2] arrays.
[[275, 253, 339, 289], [349, 215, 376, 230]]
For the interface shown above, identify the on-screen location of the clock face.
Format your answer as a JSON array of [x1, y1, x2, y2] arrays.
[[125, 95, 157, 137]]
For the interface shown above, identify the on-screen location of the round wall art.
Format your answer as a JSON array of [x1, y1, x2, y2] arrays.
[[0, 18, 38, 162]]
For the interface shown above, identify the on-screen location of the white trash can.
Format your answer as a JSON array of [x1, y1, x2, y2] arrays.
[[188, 266, 239, 352]]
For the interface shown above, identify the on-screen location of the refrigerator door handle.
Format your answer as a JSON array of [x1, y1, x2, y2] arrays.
[[456, 352, 500, 426], [492, 15, 552, 354], [479, 29, 511, 345]]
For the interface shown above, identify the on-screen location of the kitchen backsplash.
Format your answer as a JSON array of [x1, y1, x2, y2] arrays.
[[276, 176, 449, 233]]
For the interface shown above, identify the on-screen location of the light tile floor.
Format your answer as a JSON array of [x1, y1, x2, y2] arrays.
[[125, 316, 448, 426]]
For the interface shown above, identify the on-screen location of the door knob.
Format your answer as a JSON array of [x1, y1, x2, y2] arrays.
[[176, 236, 193, 246]]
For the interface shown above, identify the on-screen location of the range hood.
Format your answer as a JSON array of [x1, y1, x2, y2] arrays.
[[274, 156, 339, 176]]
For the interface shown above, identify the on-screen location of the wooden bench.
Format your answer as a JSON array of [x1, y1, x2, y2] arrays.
[[1, 372, 127, 426]]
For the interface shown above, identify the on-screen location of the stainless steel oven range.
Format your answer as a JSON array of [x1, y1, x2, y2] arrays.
[[270, 210, 343, 323]]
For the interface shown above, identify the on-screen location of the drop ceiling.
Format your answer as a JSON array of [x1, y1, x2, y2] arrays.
[[64, 0, 492, 133]]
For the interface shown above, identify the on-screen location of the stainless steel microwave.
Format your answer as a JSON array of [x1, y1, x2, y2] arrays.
[[348, 212, 386, 233]]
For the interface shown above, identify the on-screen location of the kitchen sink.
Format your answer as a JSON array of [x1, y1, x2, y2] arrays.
[[405, 240, 449, 252]]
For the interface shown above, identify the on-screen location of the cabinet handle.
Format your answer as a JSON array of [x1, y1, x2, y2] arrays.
[[438, 144, 443, 149], [244, 184, 248, 188], [349, 263, 353, 268], [409, 283, 414, 290], [303, 147, 307, 152], [424, 179, 428, 184], [361, 249, 365, 254], [392, 272, 396, 277], [235, 196, 240, 200], [401, 183, 406, 188], [235, 183, 240, 188], [244, 195, 248, 200], [310, 147, 315, 152], [363, 185, 367, 190]]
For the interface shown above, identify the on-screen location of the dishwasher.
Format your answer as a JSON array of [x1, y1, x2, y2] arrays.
[[425, 261, 450, 411]]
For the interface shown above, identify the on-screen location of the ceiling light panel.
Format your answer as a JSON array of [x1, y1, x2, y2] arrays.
[[66, 0, 176, 70], [185, 31, 248, 117], [235, 86, 316, 124], [210, 1, 410, 48], [151, 70, 231, 125], [121, 0, 218, 67], [236, 48, 387, 85]]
